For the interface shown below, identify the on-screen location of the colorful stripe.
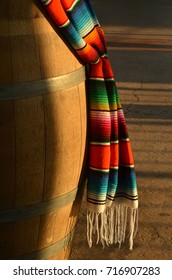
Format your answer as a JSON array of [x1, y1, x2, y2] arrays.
[[40, 0, 138, 226]]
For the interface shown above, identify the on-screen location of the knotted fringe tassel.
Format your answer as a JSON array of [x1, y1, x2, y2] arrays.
[[87, 206, 138, 250]]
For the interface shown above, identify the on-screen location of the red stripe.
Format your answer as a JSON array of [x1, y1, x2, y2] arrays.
[[110, 142, 119, 166], [62, 0, 76, 10], [45, 0, 68, 26], [119, 141, 134, 165], [89, 145, 110, 169], [102, 57, 114, 79]]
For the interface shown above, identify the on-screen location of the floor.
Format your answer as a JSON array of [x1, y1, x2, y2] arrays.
[[70, 0, 172, 260]]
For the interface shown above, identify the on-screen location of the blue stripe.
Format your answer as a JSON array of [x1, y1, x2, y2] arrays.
[[61, 23, 85, 49], [66, 0, 95, 37], [87, 169, 109, 196]]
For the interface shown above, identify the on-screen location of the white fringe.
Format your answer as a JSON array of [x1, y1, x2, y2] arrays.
[[87, 206, 138, 250]]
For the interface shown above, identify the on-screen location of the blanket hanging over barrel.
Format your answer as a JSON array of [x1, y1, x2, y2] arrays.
[[39, 0, 138, 249]]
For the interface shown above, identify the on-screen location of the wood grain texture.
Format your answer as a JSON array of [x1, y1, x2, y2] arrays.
[[0, 102, 15, 210], [0, 0, 86, 259], [43, 85, 86, 200], [14, 97, 45, 207]]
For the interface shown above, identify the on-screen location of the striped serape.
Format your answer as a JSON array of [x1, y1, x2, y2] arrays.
[[40, 0, 138, 249]]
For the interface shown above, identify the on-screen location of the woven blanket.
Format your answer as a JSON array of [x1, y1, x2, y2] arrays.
[[40, 0, 138, 249]]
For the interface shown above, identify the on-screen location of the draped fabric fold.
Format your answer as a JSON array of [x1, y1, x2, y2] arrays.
[[40, 0, 138, 249]]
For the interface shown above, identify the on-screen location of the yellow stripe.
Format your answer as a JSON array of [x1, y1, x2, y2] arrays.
[[110, 166, 119, 170], [111, 140, 119, 144], [90, 142, 110, 146], [90, 167, 109, 172], [120, 138, 129, 142]]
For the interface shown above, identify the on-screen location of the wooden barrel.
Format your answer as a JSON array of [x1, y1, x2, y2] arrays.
[[0, 0, 87, 259]]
